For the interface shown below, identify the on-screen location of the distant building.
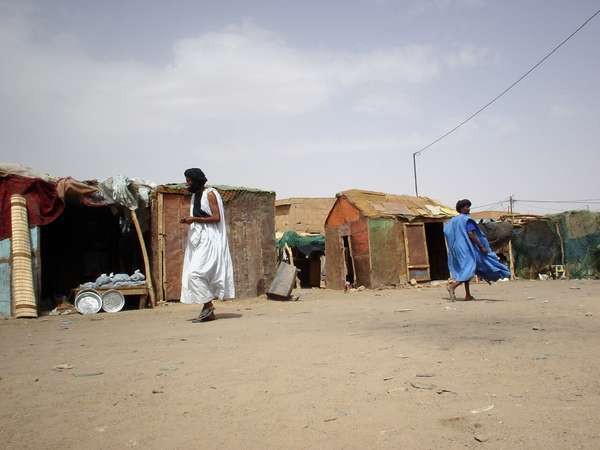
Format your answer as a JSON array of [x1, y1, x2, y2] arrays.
[[275, 197, 335, 235]]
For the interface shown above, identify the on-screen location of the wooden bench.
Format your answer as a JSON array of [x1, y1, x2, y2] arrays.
[[76, 285, 150, 310]]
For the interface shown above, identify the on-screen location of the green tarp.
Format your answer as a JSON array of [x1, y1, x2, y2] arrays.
[[276, 231, 325, 257], [512, 211, 600, 279]]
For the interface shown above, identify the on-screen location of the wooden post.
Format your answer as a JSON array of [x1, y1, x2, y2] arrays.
[[157, 192, 165, 302], [508, 241, 516, 280], [555, 221, 567, 278], [131, 209, 156, 307], [508, 195, 516, 280]]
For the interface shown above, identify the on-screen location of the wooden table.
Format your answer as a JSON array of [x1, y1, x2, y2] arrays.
[[76, 285, 151, 309]]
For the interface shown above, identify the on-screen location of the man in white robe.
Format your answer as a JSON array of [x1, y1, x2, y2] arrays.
[[180, 168, 235, 322]]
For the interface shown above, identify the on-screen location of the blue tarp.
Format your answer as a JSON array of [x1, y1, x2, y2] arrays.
[[444, 214, 511, 282]]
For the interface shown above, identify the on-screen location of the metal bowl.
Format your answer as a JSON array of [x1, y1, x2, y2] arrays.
[[101, 290, 125, 313], [74, 290, 102, 315]]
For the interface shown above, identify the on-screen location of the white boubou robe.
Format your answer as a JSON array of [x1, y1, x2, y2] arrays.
[[180, 188, 235, 303]]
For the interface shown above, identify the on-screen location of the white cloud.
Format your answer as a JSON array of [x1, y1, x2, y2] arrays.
[[0, 5, 492, 192], [351, 91, 416, 115], [443, 45, 490, 68]]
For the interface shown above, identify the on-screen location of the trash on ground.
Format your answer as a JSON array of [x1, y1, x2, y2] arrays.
[[436, 389, 453, 395], [471, 404, 494, 414], [410, 382, 436, 390], [73, 372, 104, 377], [266, 262, 297, 301]]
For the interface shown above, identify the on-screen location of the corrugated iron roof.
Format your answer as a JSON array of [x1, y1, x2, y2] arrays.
[[338, 189, 456, 220], [155, 184, 275, 205], [157, 184, 274, 194]]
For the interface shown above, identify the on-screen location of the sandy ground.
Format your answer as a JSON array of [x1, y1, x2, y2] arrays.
[[1, 280, 600, 449]]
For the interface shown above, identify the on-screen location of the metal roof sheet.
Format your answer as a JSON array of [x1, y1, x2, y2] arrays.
[[338, 189, 456, 219]]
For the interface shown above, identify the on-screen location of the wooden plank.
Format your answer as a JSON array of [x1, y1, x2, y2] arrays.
[[131, 209, 156, 307], [150, 192, 162, 303], [162, 193, 188, 300], [403, 222, 431, 281], [157, 192, 166, 302], [76, 286, 149, 296]]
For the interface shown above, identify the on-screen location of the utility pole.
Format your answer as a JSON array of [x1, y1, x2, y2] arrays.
[[508, 194, 515, 280], [412, 152, 419, 197]]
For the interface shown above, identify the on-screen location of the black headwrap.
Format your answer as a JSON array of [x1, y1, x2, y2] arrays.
[[455, 199, 472, 213], [184, 168, 210, 217]]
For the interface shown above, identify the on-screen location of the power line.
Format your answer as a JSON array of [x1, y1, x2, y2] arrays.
[[411, 7, 600, 196], [516, 199, 600, 204], [471, 199, 509, 210], [414, 7, 600, 158]]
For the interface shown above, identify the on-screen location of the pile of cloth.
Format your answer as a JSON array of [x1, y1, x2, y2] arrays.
[[79, 270, 146, 289]]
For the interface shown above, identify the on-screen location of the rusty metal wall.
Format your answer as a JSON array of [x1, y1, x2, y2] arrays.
[[224, 190, 276, 298], [325, 197, 372, 289], [368, 218, 404, 288], [151, 189, 276, 300], [350, 218, 371, 288], [325, 196, 361, 227], [325, 225, 345, 290]]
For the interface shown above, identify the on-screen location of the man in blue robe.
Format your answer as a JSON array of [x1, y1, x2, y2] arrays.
[[444, 199, 511, 300]]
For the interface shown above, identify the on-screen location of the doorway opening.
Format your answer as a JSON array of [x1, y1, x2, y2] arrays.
[[424, 222, 449, 281], [40, 205, 143, 310], [343, 235, 355, 286], [293, 248, 323, 288]]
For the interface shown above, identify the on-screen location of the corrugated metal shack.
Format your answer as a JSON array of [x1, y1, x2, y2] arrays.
[[151, 184, 276, 301], [325, 190, 456, 289]]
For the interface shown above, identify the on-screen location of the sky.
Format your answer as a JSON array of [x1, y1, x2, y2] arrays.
[[0, 0, 599, 213]]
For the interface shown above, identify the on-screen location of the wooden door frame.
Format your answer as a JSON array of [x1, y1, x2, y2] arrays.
[[403, 222, 431, 281]]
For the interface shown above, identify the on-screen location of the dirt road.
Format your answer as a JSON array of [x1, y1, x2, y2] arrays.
[[1, 280, 599, 449]]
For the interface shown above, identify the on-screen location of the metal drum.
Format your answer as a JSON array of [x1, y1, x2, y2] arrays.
[[74, 290, 102, 315], [101, 290, 125, 313]]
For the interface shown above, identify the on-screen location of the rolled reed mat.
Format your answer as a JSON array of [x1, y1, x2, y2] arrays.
[[10, 194, 37, 318]]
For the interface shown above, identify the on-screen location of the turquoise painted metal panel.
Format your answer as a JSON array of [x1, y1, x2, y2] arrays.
[[0, 227, 41, 317], [0, 237, 10, 316]]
